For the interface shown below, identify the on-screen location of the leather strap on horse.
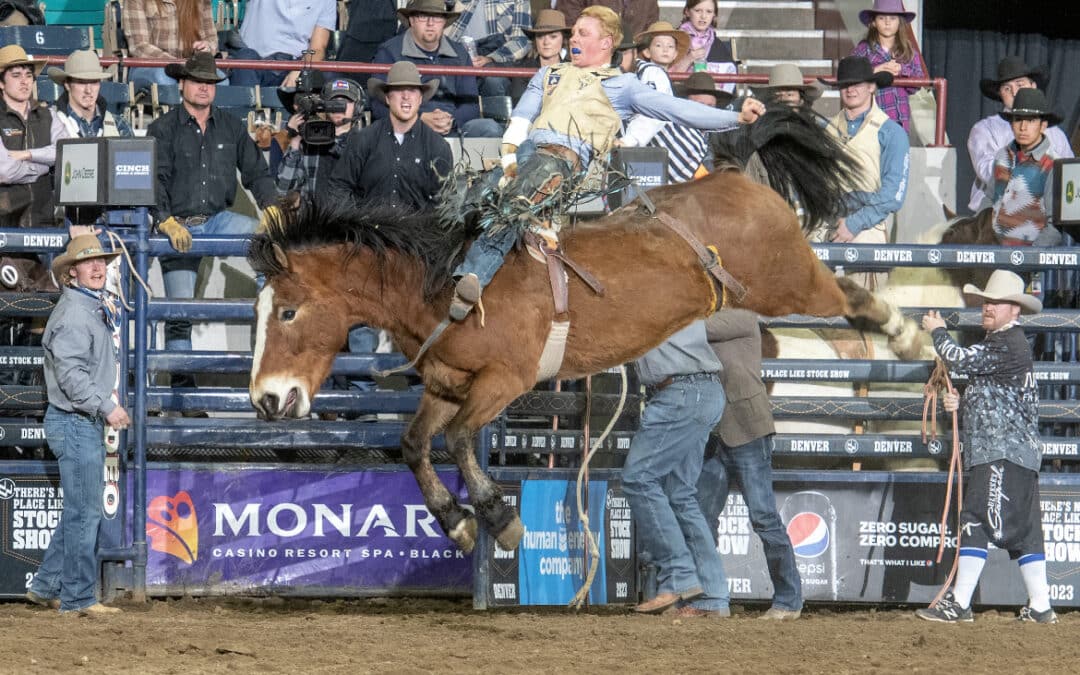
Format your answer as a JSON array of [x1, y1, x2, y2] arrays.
[[655, 212, 747, 309], [524, 231, 605, 300], [372, 317, 451, 378], [921, 357, 963, 609]]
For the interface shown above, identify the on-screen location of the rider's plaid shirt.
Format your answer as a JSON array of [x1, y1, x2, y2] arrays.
[[444, 0, 531, 65]]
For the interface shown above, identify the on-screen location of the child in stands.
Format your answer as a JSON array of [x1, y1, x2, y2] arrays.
[[851, 0, 925, 132]]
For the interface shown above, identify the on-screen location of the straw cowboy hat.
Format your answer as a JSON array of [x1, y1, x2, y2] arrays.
[[858, 0, 915, 26], [979, 55, 1049, 102], [998, 88, 1062, 126], [674, 71, 734, 108], [752, 63, 823, 103], [48, 49, 117, 85], [634, 21, 691, 62], [164, 51, 226, 83], [368, 61, 440, 103], [818, 55, 892, 89], [396, 0, 461, 25], [524, 9, 572, 38], [962, 270, 1042, 315], [51, 235, 121, 285], [0, 44, 45, 76]]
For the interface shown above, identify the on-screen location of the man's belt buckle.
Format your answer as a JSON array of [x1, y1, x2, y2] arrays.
[[180, 216, 209, 226]]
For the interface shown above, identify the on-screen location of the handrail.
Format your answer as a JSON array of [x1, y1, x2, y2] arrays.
[[36, 56, 950, 149]]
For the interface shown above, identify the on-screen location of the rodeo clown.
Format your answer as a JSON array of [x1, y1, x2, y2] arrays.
[[446, 4, 765, 321], [917, 270, 1056, 624]]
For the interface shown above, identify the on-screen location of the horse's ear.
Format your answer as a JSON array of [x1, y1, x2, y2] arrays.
[[272, 243, 290, 271], [942, 204, 956, 220]]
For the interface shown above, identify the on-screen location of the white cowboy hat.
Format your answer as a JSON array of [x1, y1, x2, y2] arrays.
[[48, 49, 117, 85], [962, 270, 1042, 315]]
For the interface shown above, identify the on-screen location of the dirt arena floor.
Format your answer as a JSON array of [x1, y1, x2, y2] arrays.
[[0, 598, 1075, 674]]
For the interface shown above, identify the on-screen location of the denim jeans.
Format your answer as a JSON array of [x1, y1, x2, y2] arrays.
[[160, 211, 258, 387], [31, 406, 105, 611], [460, 117, 505, 138], [452, 223, 519, 290], [697, 435, 803, 611], [228, 49, 295, 87], [623, 375, 728, 611]]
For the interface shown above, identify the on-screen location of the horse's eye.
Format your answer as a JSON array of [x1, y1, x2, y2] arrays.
[[280, 309, 296, 321]]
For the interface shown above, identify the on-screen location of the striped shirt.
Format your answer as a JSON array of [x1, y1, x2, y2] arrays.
[[633, 61, 707, 183]]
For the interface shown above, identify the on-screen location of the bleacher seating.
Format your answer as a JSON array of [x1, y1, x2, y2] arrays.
[[0, 25, 92, 56], [32, 77, 63, 106]]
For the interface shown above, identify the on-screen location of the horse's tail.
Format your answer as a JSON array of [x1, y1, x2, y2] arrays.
[[726, 107, 864, 233]]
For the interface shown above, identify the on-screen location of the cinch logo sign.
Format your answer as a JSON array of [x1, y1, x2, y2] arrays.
[[146, 491, 198, 564]]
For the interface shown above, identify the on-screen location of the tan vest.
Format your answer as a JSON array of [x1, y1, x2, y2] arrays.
[[827, 102, 889, 194], [531, 63, 622, 155]]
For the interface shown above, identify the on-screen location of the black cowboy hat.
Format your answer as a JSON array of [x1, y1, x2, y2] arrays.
[[979, 55, 1049, 102], [164, 51, 226, 83], [277, 69, 325, 111], [998, 88, 1062, 126], [818, 56, 892, 89], [674, 72, 734, 108]]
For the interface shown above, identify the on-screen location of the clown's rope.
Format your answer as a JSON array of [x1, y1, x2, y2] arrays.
[[568, 364, 628, 610], [921, 357, 963, 609]]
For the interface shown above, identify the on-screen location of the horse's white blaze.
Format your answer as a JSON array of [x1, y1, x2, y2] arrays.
[[251, 285, 274, 384]]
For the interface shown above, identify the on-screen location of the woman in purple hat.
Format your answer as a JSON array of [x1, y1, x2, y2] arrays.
[[851, 0, 925, 132]]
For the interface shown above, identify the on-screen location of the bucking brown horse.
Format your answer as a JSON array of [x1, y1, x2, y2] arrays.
[[246, 162, 921, 555]]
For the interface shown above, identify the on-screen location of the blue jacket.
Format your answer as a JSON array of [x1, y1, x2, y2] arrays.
[[371, 32, 481, 131]]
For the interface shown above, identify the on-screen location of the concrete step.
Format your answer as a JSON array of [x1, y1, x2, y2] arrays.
[[743, 58, 834, 76], [658, 0, 816, 30], [715, 29, 824, 61]]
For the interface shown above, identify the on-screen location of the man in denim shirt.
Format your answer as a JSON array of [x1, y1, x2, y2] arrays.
[[27, 235, 129, 615], [626, 320, 729, 618]]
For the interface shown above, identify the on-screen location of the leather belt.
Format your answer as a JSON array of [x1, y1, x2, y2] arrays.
[[537, 144, 582, 172], [178, 215, 209, 226], [647, 371, 721, 398]]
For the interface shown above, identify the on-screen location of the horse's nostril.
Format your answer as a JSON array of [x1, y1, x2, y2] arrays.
[[260, 392, 279, 415]]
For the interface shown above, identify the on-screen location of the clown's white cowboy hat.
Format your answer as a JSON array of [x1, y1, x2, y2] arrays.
[[51, 235, 120, 285], [368, 61, 439, 103], [0, 44, 46, 76], [48, 49, 117, 85], [962, 270, 1042, 315]]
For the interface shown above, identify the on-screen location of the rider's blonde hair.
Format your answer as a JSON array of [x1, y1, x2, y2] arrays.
[[578, 5, 622, 52]]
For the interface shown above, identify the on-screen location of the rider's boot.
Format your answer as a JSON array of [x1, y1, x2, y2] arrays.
[[449, 273, 482, 321]]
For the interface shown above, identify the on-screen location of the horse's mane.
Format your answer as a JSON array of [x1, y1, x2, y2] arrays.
[[248, 197, 471, 299], [710, 106, 865, 232]]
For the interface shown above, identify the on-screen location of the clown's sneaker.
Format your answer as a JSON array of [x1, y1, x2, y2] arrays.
[[1017, 606, 1058, 624], [915, 592, 973, 623]]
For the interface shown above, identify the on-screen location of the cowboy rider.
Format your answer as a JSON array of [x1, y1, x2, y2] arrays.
[[447, 4, 765, 321]]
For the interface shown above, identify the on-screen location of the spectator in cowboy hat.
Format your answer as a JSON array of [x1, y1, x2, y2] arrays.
[[147, 51, 276, 401], [675, 71, 734, 108], [851, 0, 925, 132], [372, 0, 503, 138], [622, 22, 692, 149], [636, 21, 691, 72], [989, 88, 1065, 246], [0, 44, 68, 228], [50, 50, 132, 141], [27, 234, 127, 615], [751, 63, 822, 110], [328, 61, 451, 210], [816, 55, 909, 290], [510, 9, 572, 102], [966, 55, 1073, 213]]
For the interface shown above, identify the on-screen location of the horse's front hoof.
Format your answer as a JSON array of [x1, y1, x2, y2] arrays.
[[449, 515, 478, 554], [494, 515, 525, 551], [888, 318, 922, 361]]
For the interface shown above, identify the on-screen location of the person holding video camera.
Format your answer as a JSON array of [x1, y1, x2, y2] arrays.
[[276, 76, 365, 198]]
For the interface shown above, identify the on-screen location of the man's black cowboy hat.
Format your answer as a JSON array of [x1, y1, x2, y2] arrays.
[[979, 55, 1049, 102], [674, 72, 734, 108], [818, 55, 892, 89], [164, 51, 226, 83], [999, 88, 1062, 126]]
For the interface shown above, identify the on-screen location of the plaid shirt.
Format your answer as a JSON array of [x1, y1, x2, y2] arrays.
[[444, 0, 531, 64], [852, 40, 925, 132], [275, 133, 349, 197], [122, 0, 218, 59]]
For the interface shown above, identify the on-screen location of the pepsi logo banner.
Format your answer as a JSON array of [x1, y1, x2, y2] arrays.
[[715, 475, 1080, 606]]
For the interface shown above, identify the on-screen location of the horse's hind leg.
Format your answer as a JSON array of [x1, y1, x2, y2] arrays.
[[836, 277, 922, 360], [401, 392, 479, 553]]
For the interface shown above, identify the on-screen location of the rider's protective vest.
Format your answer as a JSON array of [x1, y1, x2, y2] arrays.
[[531, 63, 622, 157]]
